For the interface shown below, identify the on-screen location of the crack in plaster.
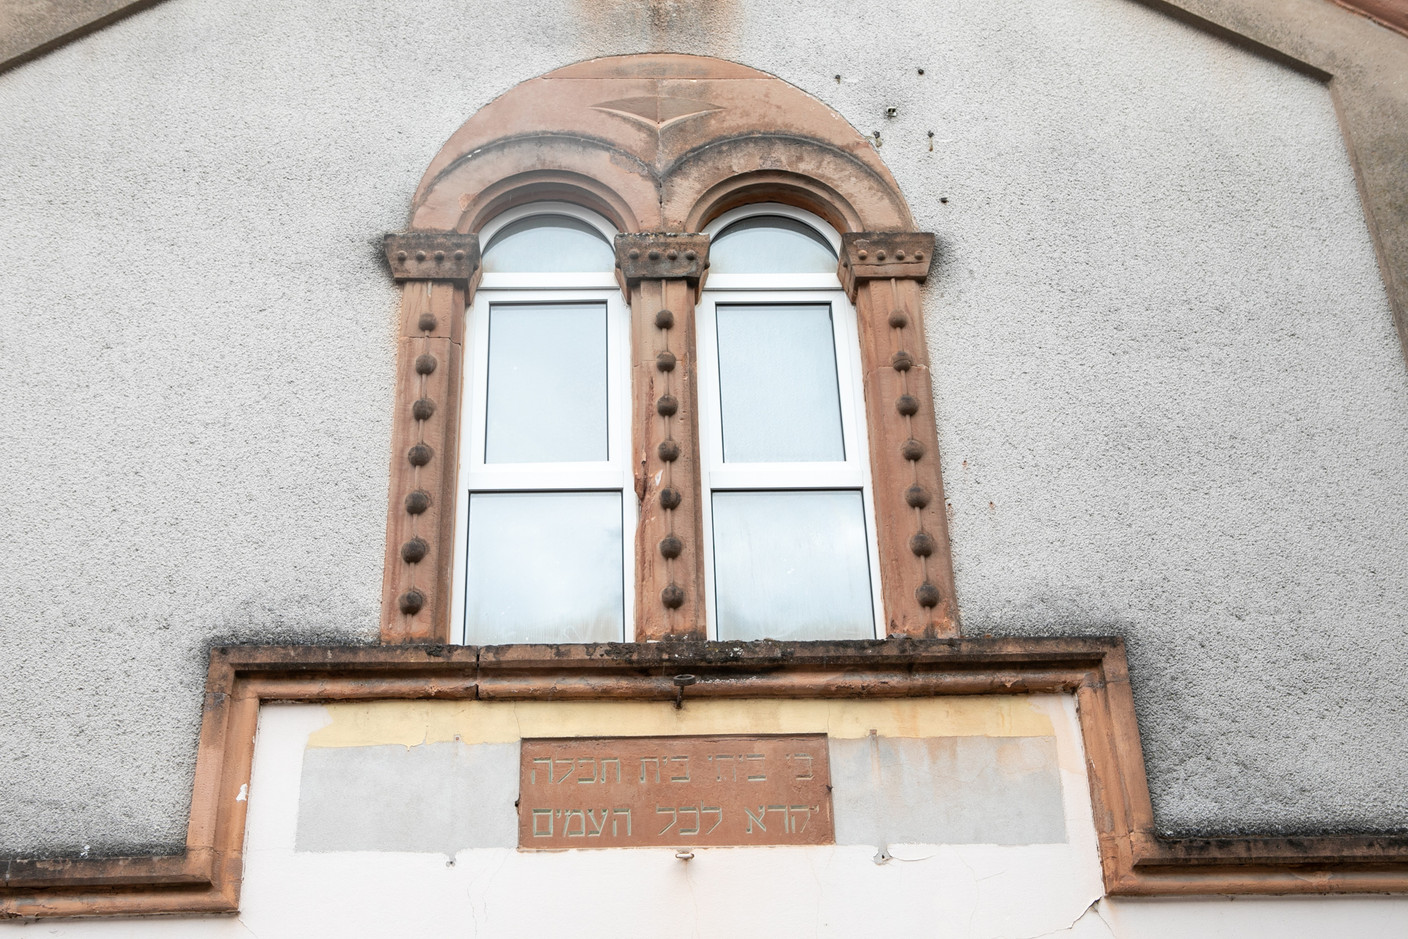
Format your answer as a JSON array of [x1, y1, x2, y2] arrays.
[[465, 846, 511, 938], [1013, 899, 1113, 939], [959, 851, 981, 939]]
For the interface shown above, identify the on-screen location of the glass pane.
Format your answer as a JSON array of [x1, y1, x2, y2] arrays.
[[709, 216, 837, 274], [465, 492, 624, 644], [481, 215, 615, 273], [712, 491, 874, 641], [486, 302, 607, 463], [716, 304, 844, 462]]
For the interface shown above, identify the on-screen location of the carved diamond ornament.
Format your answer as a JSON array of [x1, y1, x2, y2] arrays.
[[591, 96, 723, 129]]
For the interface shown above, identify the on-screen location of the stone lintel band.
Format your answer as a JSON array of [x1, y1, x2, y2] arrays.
[[839, 231, 960, 638], [616, 232, 710, 641], [380, 233, 479, 643]]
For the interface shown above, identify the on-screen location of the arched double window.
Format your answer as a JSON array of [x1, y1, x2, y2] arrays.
[[382, 53, 957, 645], [449, 203, 884, 644]]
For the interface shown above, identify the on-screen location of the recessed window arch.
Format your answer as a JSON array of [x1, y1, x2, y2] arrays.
[[479, 209, 617, 275], [450, 202, 634, 644], [697, 205, 882, 640], [382, 54, 957, 645], [708, 208, 839, 275]]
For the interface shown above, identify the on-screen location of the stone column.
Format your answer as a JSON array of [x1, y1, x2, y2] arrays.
[[840, 232, 959, 638], [615, 233, 710, 641], [379, 232, 479, 642]]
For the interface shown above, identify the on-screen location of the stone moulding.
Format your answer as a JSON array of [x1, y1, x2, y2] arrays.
[[3, 638, 1408, 918]]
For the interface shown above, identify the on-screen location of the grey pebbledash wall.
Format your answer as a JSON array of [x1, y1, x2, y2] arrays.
[[0, 0, 1405, 855]]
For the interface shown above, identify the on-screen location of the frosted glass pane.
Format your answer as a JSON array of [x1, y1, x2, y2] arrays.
[[712, 491, 874, 641], [465, 492, 624, 643], [716, 304, 844, 462], [481, 215, 614, 273], [710, 216, 837, 274], [486, 302, 607, 463]]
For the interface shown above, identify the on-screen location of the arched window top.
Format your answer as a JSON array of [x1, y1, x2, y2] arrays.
[[707, 205, 839, 275], [480, 206, 616, 274]]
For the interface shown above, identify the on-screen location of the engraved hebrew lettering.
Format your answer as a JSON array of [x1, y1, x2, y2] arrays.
[[532, 757, 552, 785], [640, 757, 662, 784], [745, 754, 766, 782], [577, 758, 597, 784], [669, 755, 691, 782], [519, 735, 831, 848]]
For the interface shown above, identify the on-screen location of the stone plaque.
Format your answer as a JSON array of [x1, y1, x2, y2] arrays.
[[518, 734, 833, 848]]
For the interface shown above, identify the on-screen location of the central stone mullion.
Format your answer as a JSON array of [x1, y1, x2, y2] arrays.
[[616, 233, 710, 641]]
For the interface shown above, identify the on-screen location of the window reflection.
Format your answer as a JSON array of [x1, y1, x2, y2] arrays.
[[481, 215, 615, 273], [715, 303, 844, 463], [711, 490, 874, 641], [709, 216, 837, 274], [485, 302, 608, 463], [465, 492, 624, 643]]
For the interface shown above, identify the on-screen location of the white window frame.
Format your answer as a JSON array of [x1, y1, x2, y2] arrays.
[[449, 203, 634, 644], [697, 204, 885, 640]]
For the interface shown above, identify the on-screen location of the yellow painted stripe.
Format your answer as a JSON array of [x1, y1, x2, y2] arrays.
[[304, 696, 1056, 749]]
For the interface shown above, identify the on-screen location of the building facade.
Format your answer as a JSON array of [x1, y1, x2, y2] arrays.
[[3, 0, 1408, 934]]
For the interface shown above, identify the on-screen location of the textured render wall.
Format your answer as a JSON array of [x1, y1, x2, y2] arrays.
[[0, 0, 1404, 855]]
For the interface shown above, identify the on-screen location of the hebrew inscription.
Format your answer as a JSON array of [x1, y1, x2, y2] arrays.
[[518, 735, 833, 848]]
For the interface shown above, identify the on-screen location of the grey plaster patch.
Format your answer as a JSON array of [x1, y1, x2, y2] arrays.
[[295, 742, 519, 854], [830, 736, 1066, 846]]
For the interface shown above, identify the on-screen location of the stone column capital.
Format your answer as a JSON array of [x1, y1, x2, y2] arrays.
[[614, 233, 710, 292], [385, 231, 481, 288], [838, 232, 935, 300]]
